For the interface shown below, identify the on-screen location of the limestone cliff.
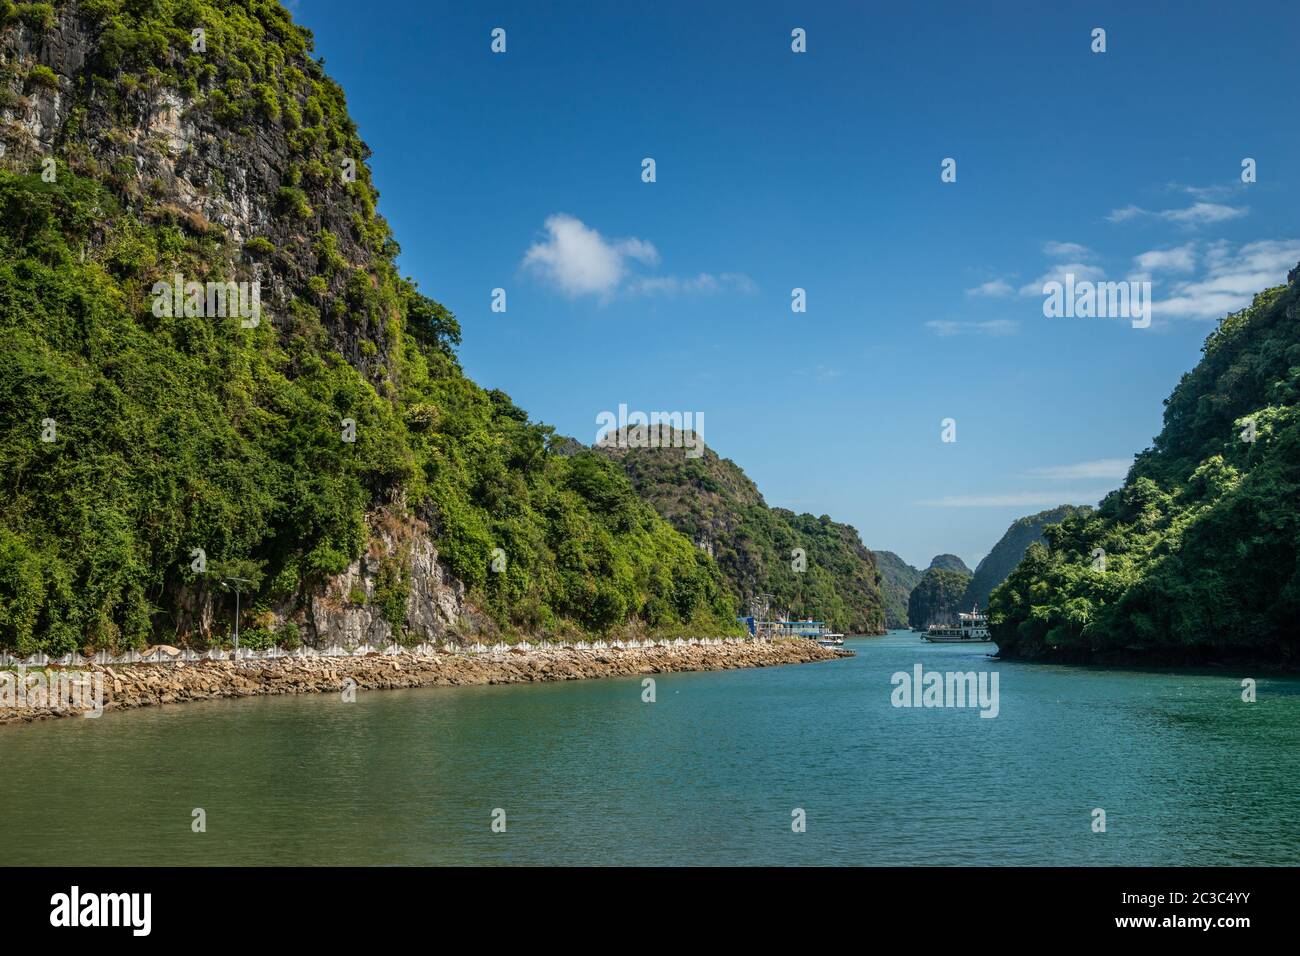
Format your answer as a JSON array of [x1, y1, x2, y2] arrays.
[[0, 1, 735, 652]]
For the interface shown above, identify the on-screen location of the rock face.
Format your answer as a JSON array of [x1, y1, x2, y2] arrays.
[[0, 4, 383, 376], [0, 639, 848, 724], [306, 517, 469, 645], [0, 3, 470, 648]]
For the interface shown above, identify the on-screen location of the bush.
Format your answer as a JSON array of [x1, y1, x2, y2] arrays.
[[243, 235, 275, 257], [276, 185, 312, 218], [277, 621, 302, 650], [236, 627, 275, 651], [26, 64, 58, 91], [17, 3, 55, 31]]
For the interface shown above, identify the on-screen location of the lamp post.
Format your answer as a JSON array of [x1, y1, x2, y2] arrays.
[[218, 577, 254, 664]]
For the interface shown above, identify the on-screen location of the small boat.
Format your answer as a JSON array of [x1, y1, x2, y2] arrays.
[[740, 616, 843, 645], [921, 606, 991, 643]]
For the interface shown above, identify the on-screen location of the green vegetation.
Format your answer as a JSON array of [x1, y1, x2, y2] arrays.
[[601, 439, 885, 634], [13, 4, 55, 31], [871, 550, 921, 629], [0, 1, 738, 653], [927, 554, 970, 575], [962, 505, 1092, 611], [991, 271, 1300, 664], [25, 63, 58, 89], [907, 566, 971, 628], [0, 166, 736, 653]]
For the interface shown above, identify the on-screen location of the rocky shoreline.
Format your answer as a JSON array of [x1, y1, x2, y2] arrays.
[[0, 639, 849, 725]]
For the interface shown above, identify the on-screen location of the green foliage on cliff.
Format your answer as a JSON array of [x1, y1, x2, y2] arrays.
[[962, 505, 1092, 611], [871, 550, 921, 629], [601, 440, 886, 634], [991, 270, 1300, 663], [907, 567, 971, 627], [0, 1, 738, 652], [926, 553, 971, 575]]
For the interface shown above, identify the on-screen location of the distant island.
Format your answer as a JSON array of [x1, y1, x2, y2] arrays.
[[907, 556, 972, 628], [872, 551, 923, 629]]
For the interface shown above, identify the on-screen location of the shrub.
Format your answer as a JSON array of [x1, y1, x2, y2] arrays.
[[276, 185, 312, 218], [26, 64, 58, 90], [277, 622, 302, 650], [243, 236, 275, 257], [17, 3, 55, 31]]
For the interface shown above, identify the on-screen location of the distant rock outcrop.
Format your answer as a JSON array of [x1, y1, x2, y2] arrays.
[[961, 506, 1092, 611], [927, 554, 972, 575], [908, 566, 972, 628], [871, 550, 922, 629], [599, 431, 886, 634]]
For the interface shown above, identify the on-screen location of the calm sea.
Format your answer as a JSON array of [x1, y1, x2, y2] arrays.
[[2, 632, 1297, 865]]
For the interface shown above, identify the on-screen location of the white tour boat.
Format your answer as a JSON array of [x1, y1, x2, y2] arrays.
[[921, 607, 991, 643]]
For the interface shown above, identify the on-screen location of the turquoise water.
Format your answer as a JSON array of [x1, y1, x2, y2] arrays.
[[1, 632, 1297, 865]]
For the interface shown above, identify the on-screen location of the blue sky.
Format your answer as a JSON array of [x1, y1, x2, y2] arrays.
[[295, 0, 1299, 570]]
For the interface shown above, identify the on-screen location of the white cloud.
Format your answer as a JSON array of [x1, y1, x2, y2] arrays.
[[925, 319, 1018, 337], [1027, 458, 1132, 480], [1017, 242, 1107, 296], [1155, 239, 1300, 320], [917, 491, 1107, 508], [1107, 202, 1247, 227], [522, 214, 755, 300], [628, 272, 757, 296], [1134, 244, 1195, 274], [1020, 262, 1105, 297], [1163, 202, 1247, 225], [1176, 182, 1244, 202], [1106, 205, 1145, 223], [1043, 241, 1093, 259], [523, 214, 658, 297], [965, 278, 1014, 298]]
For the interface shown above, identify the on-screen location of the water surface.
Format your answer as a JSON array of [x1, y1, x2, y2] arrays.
[[2, 632, 1296, 865]]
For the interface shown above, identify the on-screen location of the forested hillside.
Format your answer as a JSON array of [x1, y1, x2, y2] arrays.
[[992, 265, 1300, 664], [0, 0, 736, 652], [908, 565, 971, 628], [962, 506, 1092, 610], [927, 554, 971, 575], [871, 550, 921, 629], [600, 435, 886, 634]]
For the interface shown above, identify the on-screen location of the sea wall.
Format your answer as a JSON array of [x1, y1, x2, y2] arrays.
[[0, 639, 847, 725]]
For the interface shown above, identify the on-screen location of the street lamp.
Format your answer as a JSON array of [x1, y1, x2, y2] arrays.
[[217, 577, 254, 664]]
